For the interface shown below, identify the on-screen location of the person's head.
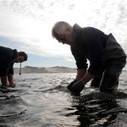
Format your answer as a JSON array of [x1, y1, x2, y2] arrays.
[[52, 21, 73, 45], [14, 51, 28, 63]]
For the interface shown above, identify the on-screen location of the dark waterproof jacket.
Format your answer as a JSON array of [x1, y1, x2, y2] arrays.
[[0, 46, 17, 76], [71, 24, 126, 76]]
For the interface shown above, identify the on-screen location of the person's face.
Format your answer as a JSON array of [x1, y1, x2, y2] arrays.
[[14, 56, 25, 63], [56, 28, 73, 45]]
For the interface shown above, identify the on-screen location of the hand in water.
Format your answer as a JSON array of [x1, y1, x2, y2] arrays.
[[67, 80, 78, 91], [70, 80, 84, 94]]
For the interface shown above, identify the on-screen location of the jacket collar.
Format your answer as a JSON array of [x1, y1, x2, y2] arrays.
[[72, 24, 81, 40]]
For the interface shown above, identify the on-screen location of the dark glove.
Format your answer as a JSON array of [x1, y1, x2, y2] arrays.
[[70, 80, 84, 94], [67, 80, 78, 91]]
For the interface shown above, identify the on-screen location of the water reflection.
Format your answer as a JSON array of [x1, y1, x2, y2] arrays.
[[70, 90, 127, 127]]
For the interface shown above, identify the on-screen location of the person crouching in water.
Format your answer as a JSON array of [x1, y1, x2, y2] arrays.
[[52, 21, 126, 94], [0, 46, 28, 88]]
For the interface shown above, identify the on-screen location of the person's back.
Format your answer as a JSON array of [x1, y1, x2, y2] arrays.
[[71, 25, 109, 76], [0, 46, 17, 64], [104, 34, 126, 61]]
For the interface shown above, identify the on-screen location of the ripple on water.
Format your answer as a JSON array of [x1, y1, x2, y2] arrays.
[[0, 73, 127, 127]]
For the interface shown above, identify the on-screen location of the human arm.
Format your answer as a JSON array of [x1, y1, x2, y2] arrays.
[[8, 63, 14, 85], [1, 76, 8, 86], [69, 45, 88, 91], [70, 28, 107, 93], [8, 74, 14, 85], [70, 38, 104, 93], [75, 69, 86, 80], [80, 71, 94, 85], [0, 64, 9, 86]]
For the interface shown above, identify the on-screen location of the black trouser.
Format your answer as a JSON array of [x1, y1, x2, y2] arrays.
[[91, 57, 126, 92]]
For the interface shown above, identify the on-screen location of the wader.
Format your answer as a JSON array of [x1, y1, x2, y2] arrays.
[[91, 34, 126, 92]]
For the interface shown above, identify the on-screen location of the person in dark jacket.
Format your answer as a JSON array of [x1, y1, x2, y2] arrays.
[[52, 21, 126, 94], [0, 46, 28, 87]]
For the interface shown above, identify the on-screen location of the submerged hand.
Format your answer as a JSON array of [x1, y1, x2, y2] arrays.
[[67, 80, 77, 91], [70, 80, 84, 94]]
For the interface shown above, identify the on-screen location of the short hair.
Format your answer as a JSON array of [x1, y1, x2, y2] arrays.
[[18, 52, 28, 61], [52, 21, 72, 37]]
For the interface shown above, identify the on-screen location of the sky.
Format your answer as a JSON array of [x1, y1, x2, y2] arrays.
[[0, 0, 127, 68]]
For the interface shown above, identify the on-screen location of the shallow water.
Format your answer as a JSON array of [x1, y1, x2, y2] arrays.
[[0, 71, 127, 127]]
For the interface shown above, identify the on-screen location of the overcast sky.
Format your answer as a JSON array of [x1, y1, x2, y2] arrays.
[[0, 0, 127, 68]]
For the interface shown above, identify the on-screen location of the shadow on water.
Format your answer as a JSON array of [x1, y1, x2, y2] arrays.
[[67, 89, 127, 127]]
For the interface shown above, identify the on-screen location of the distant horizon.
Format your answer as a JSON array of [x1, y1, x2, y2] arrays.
[[14, 65, 127, 71], [14, 65, 76, 69]]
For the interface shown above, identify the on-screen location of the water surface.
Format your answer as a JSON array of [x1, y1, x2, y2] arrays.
[[0, 72, 127, 127]]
